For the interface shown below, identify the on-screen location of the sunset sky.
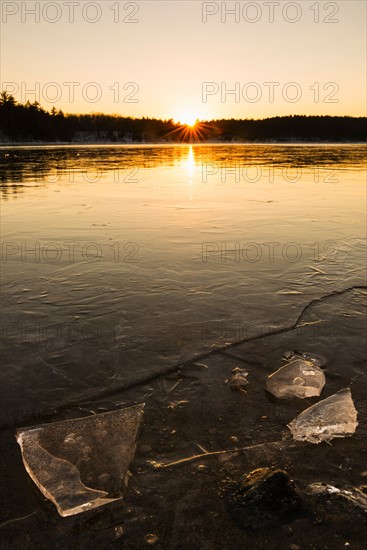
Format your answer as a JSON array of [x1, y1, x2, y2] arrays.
[[1, 0, 366, 121]]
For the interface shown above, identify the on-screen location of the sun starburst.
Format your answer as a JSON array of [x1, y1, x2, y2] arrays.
[[164, 119, 217, 142]]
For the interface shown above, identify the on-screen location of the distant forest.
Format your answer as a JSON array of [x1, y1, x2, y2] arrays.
[[0, 92, 366, 143]]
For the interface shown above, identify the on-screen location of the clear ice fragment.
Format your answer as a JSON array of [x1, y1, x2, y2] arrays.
[[288, 388, 358, 444], [266, 358, 326, 399], [16, 404, 144, 517]]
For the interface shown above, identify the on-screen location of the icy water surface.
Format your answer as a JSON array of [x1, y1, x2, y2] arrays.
[[1, 144, 366, 424]]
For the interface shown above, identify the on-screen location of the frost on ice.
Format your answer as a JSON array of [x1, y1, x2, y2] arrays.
[[16, 404, 144, 517], [288, 389, 358, 444], [266, 356, 326, 399]]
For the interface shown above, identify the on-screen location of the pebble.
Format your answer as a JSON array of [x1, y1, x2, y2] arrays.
[[114, 525, 124, 539], [146, 533, 159, 545]]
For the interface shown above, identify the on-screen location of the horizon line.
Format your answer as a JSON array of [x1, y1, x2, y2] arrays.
[[1, 93, 366, 122]]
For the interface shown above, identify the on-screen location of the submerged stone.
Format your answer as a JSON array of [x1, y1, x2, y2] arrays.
[[266, 357, 325, 399], [225, 367, 249, 393], [288, 388, 358, 444], [227, 468, 302, 529], [16, 404, 144, 517], [306, 483, 367, 527]]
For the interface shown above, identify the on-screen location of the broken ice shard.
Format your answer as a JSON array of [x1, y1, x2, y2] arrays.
[[288, 388, 358, 444], [16, 404, 144, 517], [266, 357, 326, 399]]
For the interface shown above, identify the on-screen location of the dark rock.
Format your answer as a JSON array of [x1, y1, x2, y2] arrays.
[[306, 483, 367, 528], [227, 468, 302, 529], [225, 367, 249, 393]]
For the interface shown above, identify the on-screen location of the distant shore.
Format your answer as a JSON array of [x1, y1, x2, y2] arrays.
[[1, 95, 366, 144], [1, 139, 366, 147]]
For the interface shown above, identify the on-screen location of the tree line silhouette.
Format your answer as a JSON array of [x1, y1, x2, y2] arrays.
[[0, 92, 365, 143]]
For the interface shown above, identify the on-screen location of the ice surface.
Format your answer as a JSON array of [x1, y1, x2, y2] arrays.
[[16, 404, 144, 517], [288, 388, 358, 444], [266, 357, 326, 399]]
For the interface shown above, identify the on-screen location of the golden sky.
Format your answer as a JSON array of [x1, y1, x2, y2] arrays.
[[1, 1, 366, 121]]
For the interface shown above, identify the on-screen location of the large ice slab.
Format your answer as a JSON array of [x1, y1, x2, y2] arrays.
[[288, 389, 358, 444], [16, 404, 144, 517], [266, 356, 326, 399]]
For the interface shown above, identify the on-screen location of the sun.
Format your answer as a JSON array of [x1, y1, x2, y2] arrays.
[[185, 116, 198, 128], [165, 114, 214, 142], [176, 112, 198, 127]]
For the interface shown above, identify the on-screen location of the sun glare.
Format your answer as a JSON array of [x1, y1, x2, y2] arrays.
[[167, 113, 214, 142], [176, 113, 198, 127], [185, 117, 197, 127]]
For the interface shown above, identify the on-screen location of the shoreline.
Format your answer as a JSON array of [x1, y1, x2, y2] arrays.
[[1, 140, 366, 148]]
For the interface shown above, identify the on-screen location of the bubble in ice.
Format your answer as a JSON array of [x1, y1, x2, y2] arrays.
[[288, 388, 358, 444], [266, 356, 326, 399]]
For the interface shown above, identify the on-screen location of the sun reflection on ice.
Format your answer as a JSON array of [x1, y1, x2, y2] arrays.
[[183, 145, 196, 200], [186, 145, 195, 179]]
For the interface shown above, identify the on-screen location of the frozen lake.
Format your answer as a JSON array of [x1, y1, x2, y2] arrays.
[[1, 143, 366, 422]]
